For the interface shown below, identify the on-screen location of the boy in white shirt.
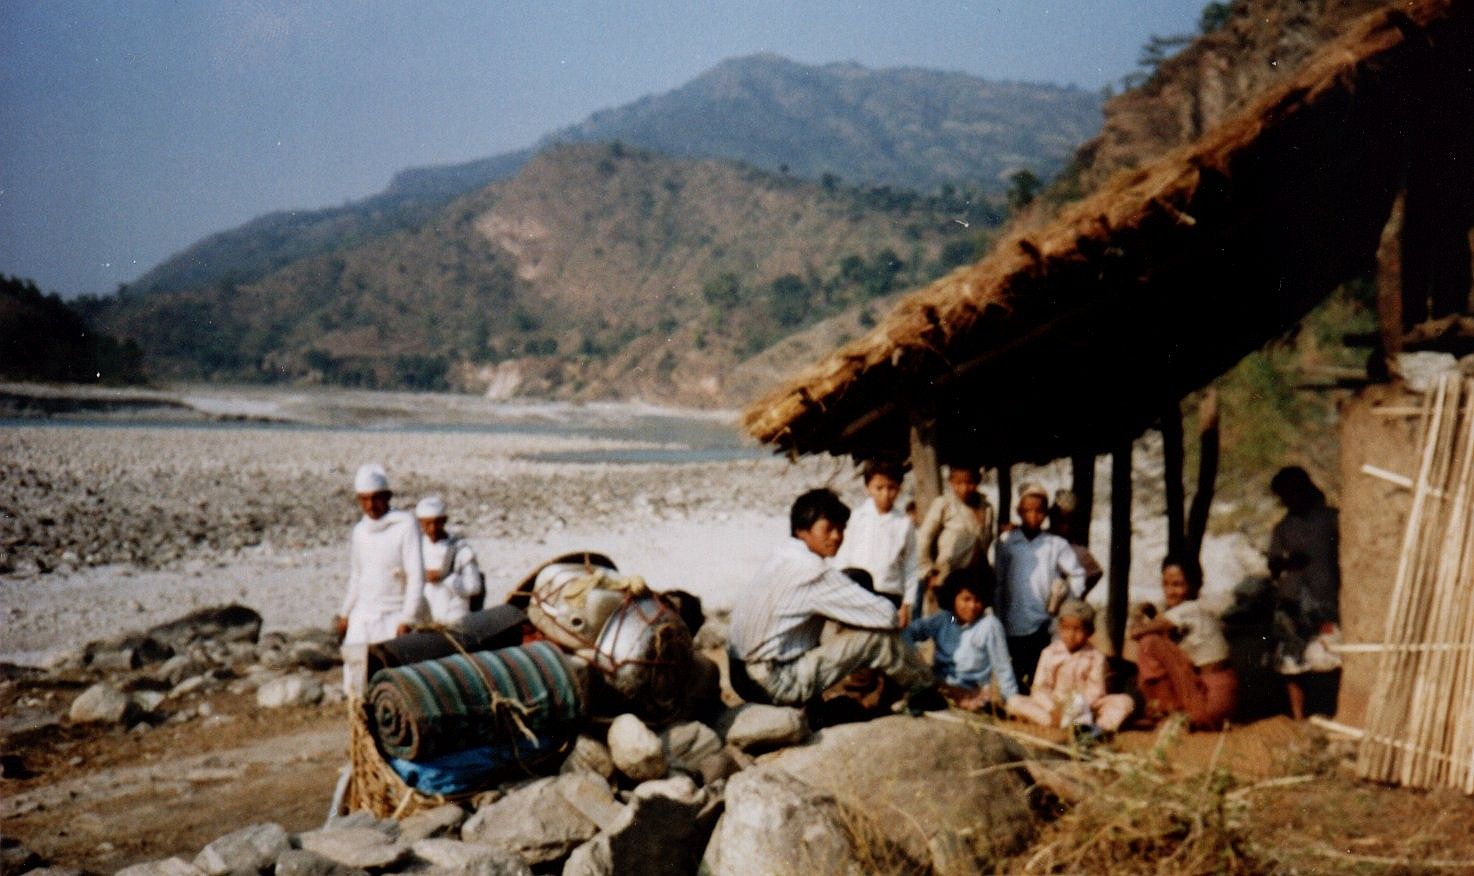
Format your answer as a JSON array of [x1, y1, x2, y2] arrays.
[[415, 496, 484, 625], [834, 460, 920, 623], [995, 483, 1086, 692]]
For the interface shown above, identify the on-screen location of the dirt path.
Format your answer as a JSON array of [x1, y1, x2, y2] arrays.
[[3, 690, 345, 873]]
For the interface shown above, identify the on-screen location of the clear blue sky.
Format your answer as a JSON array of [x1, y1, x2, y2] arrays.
[[0, 1, 1208, 297]]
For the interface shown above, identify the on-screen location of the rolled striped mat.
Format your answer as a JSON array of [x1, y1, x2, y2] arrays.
[[367, 640, 583, 762]]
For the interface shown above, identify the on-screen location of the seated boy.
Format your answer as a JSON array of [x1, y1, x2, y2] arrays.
[[834, 459, 921, 622], [415, 496, 484, 625], [903, 568, 1018, 711], [727, 488, 936, 709], [1007, 600, 1133, 738]]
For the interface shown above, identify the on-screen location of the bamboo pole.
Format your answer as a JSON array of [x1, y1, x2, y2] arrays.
[[1358, 383, 1440, 781]]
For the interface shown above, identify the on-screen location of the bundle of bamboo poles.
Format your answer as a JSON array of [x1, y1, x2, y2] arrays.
[[1355, 374, 1474, 793]]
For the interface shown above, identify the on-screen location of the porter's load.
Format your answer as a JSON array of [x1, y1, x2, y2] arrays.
[[365, 605, 529, 678], [365, 641, 585, 767], [592, 595, 695, 725], [525, 560, 650, 653]]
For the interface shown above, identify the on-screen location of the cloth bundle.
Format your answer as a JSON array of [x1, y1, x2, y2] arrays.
[[365, 605, 528, 679], [366, 640, 583, 762]]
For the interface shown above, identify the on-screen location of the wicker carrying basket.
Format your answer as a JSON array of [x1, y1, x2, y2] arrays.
[[342, 698, 571, 819]]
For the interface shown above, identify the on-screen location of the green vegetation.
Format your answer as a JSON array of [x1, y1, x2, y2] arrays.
[[0, 275, 146, 384], [1201, 279, 1376, 526]]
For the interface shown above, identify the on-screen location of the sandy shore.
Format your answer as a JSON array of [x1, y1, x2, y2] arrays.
[[2, 389, 1268, 662]]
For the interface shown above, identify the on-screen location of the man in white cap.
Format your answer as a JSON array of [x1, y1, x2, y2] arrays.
[[334, 464, 426, 679], [415, 495, 483, 625]]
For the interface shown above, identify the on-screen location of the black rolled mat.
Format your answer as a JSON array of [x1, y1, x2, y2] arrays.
[[366, 605, 529, 679]]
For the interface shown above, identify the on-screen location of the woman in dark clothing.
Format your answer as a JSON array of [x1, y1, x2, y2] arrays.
[[1268, 466, 1342, 719]]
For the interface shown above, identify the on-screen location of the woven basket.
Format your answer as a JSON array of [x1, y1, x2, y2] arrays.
[[344, 698, 473, 819]]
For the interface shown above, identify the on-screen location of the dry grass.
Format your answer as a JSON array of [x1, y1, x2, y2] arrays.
[[940, 713, 1474, 875]]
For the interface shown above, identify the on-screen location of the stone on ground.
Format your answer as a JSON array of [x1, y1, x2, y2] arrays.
[[607, 713, 667, 782], [256, 673, 324, 708], [193, 822, 291, 876], [115, 857, 207, 876], [559, 734, 615, 781], [68, 682, 132, 724], [397, 803, 467, 843], [410, 839, 530, 874], [564, 775, 714, 876], [659, 721, 723, 776], [763, 714, 1037, 873], [460, 775, 599, 866], [146, 605, 263, 651], [272, 849, 367, 876], [716, 704, 808, 752], [297, 827, 408, 871]]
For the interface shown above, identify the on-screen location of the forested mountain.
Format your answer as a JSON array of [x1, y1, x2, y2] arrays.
[[127, 54, 1097, 299], [97, 145, 988, 404]]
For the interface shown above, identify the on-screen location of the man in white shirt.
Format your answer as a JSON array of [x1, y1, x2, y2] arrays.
[[834, 460, 921, 621], [334, 464, 425, 690], [995, 483, 1087, 692], [415, 496, 484, 625], [727, 488, 935, 708]]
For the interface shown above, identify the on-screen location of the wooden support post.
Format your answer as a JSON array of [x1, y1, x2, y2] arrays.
[[1070, 452, 1095, 546], [1109, 438, 1133, 656], [996, 461, 1013, 536], [1161, 400, 1186, 561], [908, 422, 942, 518], [1376, 193, 1406, 358], [1185, 390, 1220, 567]]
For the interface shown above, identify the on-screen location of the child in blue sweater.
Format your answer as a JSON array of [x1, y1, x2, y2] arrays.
[[903, 568, 1019, 711]]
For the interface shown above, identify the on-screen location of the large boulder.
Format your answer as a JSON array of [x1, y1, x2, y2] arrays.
[[193, 822, 291, 876], [760, 714, 1038, 873], [147, 605, 263, 652], [69, 682, 132, 724], [460, 775, 600, 866], [700, 767, 922, 875]]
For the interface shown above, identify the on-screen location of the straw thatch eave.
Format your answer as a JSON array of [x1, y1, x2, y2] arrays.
[[743, 0, 1474, 466]]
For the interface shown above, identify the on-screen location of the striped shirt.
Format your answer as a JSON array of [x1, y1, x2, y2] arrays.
[[728, 537, 900, 663]]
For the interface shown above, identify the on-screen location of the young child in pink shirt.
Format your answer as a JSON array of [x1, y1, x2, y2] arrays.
[[1007, 599, 1133, 738]]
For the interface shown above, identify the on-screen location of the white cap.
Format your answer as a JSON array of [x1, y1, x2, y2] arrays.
[[415, 496, 447, 519], [354, 463, 390, 495]]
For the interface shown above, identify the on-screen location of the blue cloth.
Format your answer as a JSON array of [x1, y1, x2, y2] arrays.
[[903, 608, 1019, 698], [388, 735, 563, 796]]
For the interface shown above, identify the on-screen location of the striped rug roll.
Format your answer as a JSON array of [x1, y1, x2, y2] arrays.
[[367, 640, 583, 762]]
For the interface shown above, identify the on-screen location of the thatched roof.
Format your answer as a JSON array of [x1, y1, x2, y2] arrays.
[[743, 0, 1474, 466]]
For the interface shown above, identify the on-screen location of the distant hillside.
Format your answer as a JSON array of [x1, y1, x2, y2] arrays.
[[1, 276, 145, 385], [129, 54, 1096, 299], [98, 145, 987, 404]]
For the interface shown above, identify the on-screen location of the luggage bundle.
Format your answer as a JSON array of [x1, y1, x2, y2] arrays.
[[347, 552, 709, 817]]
